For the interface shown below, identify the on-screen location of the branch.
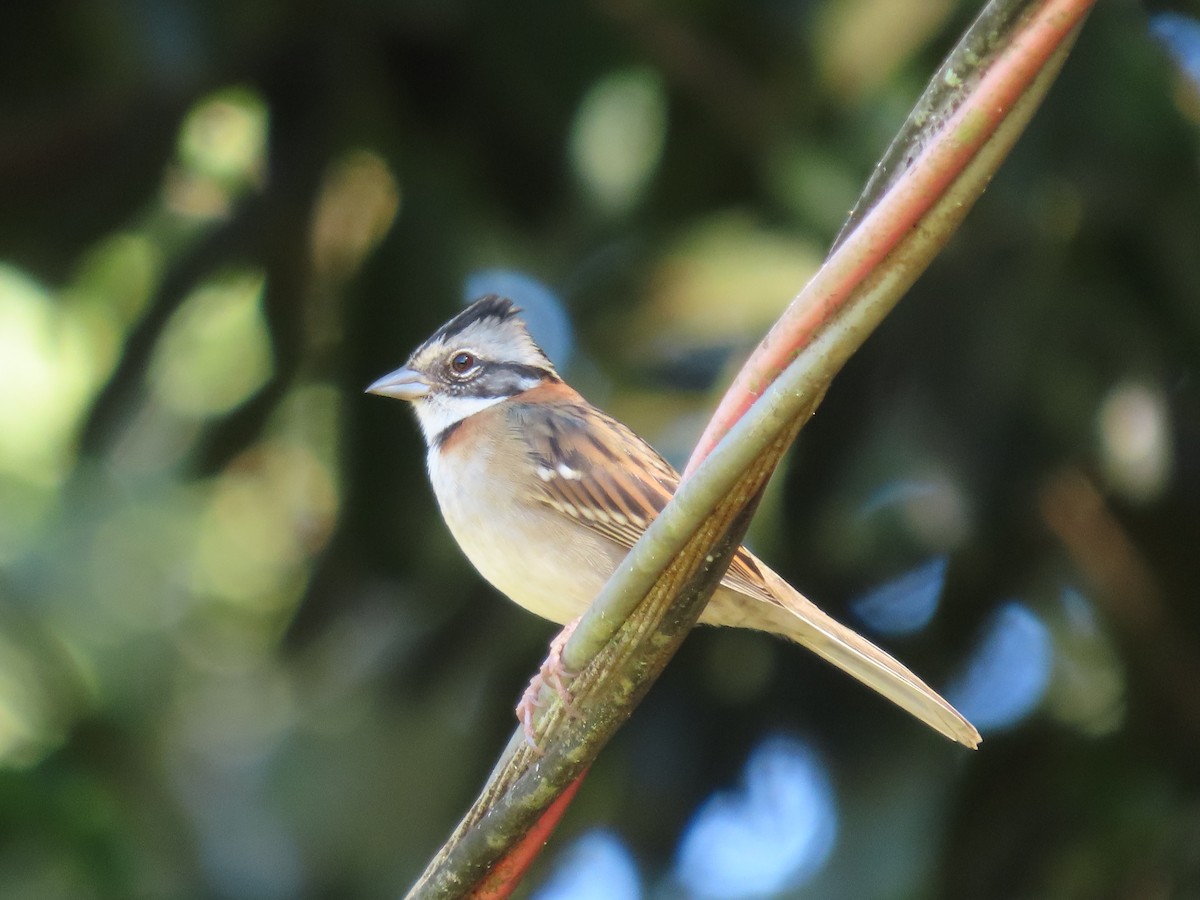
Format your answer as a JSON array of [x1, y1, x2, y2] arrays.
[[687, 0, 1093, 468]]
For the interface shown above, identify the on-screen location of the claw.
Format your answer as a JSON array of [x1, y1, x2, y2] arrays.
[[515, 618, 582, 751], [516, 679, 548, 754]]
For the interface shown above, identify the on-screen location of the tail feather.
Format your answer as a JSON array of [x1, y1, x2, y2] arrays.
[[755, 567, 980, 748]]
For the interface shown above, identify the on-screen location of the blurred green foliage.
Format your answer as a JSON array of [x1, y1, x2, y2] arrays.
[[1, 1, 1198, 897]]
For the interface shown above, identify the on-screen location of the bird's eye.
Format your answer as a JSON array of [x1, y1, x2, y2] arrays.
[[449, 351, 475, 374]]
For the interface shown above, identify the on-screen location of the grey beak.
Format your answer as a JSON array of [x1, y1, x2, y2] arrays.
[[365, 367, 430, 401]]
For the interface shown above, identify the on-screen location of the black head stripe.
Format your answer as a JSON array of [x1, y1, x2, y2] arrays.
[[430, 295, 521, 345], [451, 362, 557, 402]]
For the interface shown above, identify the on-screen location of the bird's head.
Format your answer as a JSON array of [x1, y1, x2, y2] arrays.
[[366, 294, 559, 444]]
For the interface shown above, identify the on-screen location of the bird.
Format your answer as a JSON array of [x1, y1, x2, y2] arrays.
[[367, 295, 980, 749]]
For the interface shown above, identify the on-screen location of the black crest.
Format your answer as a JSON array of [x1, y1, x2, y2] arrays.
[[430, 295, 523, 345]]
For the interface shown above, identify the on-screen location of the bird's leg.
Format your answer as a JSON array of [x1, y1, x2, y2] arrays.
[[517, 617, 583, 751]]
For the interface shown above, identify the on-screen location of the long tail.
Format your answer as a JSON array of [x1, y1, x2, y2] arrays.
[[755, 567, 981, 748]]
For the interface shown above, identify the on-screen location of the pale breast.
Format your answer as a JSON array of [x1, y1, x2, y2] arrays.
[[427, 416, 621, 624]]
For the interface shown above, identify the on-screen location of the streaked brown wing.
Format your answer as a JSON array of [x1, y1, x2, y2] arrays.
[[513, 398, 778, 606], [517, 400, 674, 548]]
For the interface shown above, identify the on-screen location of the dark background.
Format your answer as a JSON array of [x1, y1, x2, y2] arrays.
[[1, 1, 1198, 897]]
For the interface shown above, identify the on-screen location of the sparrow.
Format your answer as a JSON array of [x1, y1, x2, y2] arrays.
[[367, 295, 980, 748]]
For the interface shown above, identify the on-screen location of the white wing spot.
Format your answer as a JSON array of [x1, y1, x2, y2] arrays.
[[556, 463, 581, 480], [537, 466, 555, 482]]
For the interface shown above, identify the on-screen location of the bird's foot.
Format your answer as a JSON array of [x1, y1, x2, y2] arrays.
[[516, 619, 582, 752]]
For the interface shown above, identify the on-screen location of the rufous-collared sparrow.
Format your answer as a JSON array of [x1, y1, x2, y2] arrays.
[[368, 295, 980, 748]]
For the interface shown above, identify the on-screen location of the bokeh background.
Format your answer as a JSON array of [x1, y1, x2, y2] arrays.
[[2, 1, 1199, 897]]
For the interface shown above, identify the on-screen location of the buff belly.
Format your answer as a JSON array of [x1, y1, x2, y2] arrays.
[[427, 442, 623, 624]]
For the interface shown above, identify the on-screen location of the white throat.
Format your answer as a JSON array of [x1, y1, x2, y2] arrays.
[[412, 392, 506, 445]]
